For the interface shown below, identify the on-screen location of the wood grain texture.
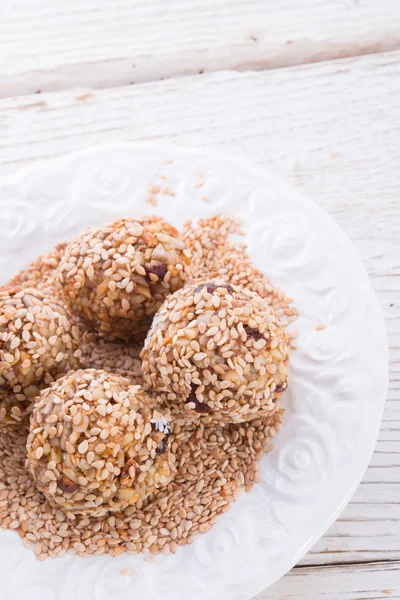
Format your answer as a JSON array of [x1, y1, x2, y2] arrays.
[[1, 0, 400, 97], [258, 562, 400, 599], [0, 50, 399, 580]]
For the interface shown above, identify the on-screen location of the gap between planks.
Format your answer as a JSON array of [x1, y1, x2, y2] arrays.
[[296, 558, 400, 570], [258, 560, 400, 600]]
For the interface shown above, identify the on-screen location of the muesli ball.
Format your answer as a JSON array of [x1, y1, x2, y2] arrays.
[[27, 369, 175, 517], [57, 216, 191, 340], [9, 243, 67, 296], [0, 387, 37, 430], [0, 286, 80, 400], [141, 281, 289, 423]]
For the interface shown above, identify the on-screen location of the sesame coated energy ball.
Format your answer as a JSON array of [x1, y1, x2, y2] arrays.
[[0, 286, 80, 399], [27, 369, 175, 517], [141, 281, 289, 423], [57, 216, 191, 340], [9, 242, 67, 296], [0, 386, 44, 430]]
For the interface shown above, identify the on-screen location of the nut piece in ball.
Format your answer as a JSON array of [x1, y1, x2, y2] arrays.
[[0, 287, 81, 425], [58, 216, 191, 340], [27, 369, 175, 517], [141, 282, 289, 423]]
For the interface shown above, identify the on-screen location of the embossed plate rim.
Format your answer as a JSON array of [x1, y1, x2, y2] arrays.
[[0, 143, 388, 600]]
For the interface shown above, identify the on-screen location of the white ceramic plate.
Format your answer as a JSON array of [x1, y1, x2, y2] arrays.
[[0, 144, 388, 600]]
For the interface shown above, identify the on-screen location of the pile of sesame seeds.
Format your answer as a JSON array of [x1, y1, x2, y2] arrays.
[[182, 214, 298, 328], [80, 337, 144, 387], [0, 212, 297, 561], [0, 408, 282, 559]]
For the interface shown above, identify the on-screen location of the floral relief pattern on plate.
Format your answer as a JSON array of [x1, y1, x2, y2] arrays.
[[0, 144, 388, 600]]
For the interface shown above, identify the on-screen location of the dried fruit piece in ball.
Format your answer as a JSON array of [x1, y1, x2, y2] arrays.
[[141, 281, 289, 423], [57, 216, 191, 340], [0, 286, 81, 397], [27, 369, 175, 517]]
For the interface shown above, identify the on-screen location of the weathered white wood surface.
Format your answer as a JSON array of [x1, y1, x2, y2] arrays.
[[1, 52, 399, 579], [1, 6, 399, 590], [261, 562, 400, 599], [1, 0, 400, 97]]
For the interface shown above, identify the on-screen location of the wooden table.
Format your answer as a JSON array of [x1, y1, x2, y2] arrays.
[[1, 2, 399, 597]]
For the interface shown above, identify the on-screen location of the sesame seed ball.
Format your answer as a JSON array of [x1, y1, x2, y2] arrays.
[[9, 243, 66, 296], [141, 281, 289, 423], [0, 286, 81, 399], [27, 369, 175, 517], [0, 387, 36, 430], [57, 216, 191, 341]]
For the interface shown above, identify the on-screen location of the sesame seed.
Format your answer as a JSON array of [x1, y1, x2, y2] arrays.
[[78, 440, 89, 454]]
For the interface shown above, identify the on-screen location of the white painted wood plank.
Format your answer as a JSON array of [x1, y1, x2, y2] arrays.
[[1, 0, 400, 97], [0, 52, 399, 567], [257, 562, 400, 599]]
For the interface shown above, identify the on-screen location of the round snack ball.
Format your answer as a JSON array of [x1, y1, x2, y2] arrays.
[[9, 242, 67, 296], [58, 216, 191, 340], [141, 281, 289, 423], [27, 369, 175, 517], [0, 386, 42, 430], [0, 286, 81, 395]]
